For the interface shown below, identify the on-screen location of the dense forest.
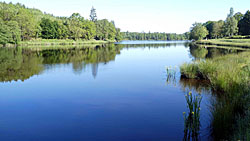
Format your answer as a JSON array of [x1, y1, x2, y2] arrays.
[[122, 32, 189, 41], [0, 2, 123, 45], [189, 8, 250, 40]]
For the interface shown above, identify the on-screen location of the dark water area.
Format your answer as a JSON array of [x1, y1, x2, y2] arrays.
[[0, 41, 247, 140]]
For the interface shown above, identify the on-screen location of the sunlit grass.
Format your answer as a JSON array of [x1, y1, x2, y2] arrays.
[[180, 51, 250, 93], [197, 39, 250, 48], [19, 39, 115, 47]]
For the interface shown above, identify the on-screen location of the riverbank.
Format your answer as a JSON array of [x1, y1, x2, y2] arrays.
[[0, 39, 115, 47], [180, 51, 250, 140], [196, 39, 250, 48], [180, 51, 250, 92]]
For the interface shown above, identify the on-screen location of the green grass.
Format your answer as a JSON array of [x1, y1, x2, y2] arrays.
[[180, 51, 250, 93], [196, 39, 250, 48], [20, 39, 115, 46]]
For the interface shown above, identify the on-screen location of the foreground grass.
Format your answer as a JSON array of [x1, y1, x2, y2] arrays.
[[180, 51, 250, 140], [196, 39, 250, 48]]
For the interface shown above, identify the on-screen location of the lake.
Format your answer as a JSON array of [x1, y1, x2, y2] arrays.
[[0, 41, 247, 140]]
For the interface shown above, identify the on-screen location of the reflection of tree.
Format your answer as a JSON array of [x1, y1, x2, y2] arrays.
[[189, 45, 208, 59], [189, 43, 245, 60], [0, 48, 44, 82], [179, 78, 211, 95], [38, 44, 121, 78]]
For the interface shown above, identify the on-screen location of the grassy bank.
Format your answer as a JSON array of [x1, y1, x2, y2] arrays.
[[196, 39, 250, 48], [0, 39, 115, 47], [180, 51, 250, 92], [180, 51, 250, 140]]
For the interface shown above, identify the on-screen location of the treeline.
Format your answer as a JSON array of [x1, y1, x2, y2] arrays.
[[0, 2, 122, 45], [190, 8, 250, 40], [122, 32, 189, 41]]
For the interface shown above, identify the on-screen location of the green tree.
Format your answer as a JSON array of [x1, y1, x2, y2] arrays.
[[15, 8, 37, 40], [203, 21, 215, 39], [238, 10, 250, 35], [190, 23, 209, 40], [211, 20, 224, 39], [0, 2, 18, 21], [90, 6, 97, 22], [82, 20, 96, 40], [40, 18, 58, 39], [234, 12, 243, 22], [224, 8, 238, 36], [95, 19, 116, 41], [0, 19, 20, 45], [5, 21, 21, 44], [68, 13, 85, 40], [0, 19, 12, 45]]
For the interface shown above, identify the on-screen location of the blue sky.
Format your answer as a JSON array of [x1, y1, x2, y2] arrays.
[[2, 0, 250, 33]]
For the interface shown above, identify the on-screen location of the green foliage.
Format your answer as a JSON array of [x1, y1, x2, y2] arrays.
[[90, 6, 97, 22], [203, 21, 215, 39], [0, 18, 20, 45], [95, 19, 116, 41], [234, 12, 244, 22], [223, 8, 238, 37], [0, 19, 12, 45], [190, 23, 209, 40], [0, 2, 122, 45], [40, 18, 58, 39], [211, 20, 224, 39], [194, 8, 249, 39], [238, 10, 250, 35], [15, 8, 37, 40]]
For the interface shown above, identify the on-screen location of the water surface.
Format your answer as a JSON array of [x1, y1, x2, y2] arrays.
[[0, 41, 246, 140]]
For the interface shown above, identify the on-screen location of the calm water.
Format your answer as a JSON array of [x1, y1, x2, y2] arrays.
[[0, 41, 246, 140]]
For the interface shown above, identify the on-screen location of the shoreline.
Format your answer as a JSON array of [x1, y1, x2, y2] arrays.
[[196, 39, 250, 48], [0, 39, 116, 48]]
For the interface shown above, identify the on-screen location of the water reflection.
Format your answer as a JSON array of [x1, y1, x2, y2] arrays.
[[0, 43, 189, 82], [189, 43, 249, 60], [0, 48, 44, 82], [0, 42, 249, 140]]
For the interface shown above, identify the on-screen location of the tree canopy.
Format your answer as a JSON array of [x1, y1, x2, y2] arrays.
[[0, 2, 122, 45], [190, 23, 209, 40]]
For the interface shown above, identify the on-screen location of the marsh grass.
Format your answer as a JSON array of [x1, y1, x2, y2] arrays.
[[180, 51, 250, 93], [180, 51, 250, 140], [165, 66, 177, 86]]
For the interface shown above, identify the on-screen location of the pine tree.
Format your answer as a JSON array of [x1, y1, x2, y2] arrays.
[[90, 6, 97, 22]]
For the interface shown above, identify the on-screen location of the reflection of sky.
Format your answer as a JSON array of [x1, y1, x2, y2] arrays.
[[0, 42, 211, 140]]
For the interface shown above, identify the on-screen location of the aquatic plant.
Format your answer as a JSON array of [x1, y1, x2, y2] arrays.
[[183, 91, 202, 141], [165, 66, 177, 86]]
